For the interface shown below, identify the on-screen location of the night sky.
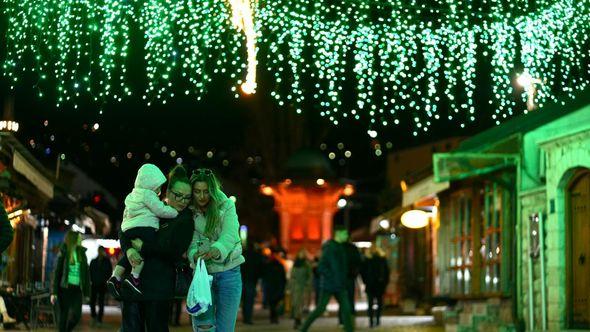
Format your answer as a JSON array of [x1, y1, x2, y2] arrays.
[[0, 1, 516, 239]]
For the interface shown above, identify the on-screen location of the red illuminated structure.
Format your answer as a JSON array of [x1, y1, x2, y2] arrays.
[[260, 150, 354, 257]]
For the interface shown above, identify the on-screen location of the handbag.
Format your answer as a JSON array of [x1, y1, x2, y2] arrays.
[[174, 261, 193, 299]]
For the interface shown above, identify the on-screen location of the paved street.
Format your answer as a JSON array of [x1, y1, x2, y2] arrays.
[[11, 305, 443, 332]]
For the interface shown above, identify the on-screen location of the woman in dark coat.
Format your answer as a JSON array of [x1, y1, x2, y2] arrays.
[[119, 165, 195, 332], [51, 230, 90, 332], [360, 245, 390, 328]]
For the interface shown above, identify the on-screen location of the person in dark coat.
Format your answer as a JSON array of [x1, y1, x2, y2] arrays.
[[241, 241, 265, 324], [360, 245, 390, 328], [118, 165, 195, 332], [0, 201, 14, 254], [89, 246, 112, 325], [339, 241, 362, 325], [300, 225, 354, 332], [264, 250, 287, 324], [51, 230, 90, 332]]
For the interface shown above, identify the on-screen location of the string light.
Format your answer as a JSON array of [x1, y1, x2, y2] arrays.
[[2, 0, 589, 134]]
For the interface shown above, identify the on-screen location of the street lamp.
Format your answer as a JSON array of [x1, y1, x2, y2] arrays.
[[517, 71, 544, 111], [401, 210, 430, 229]]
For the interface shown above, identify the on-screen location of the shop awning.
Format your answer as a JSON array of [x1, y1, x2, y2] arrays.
[[13, 150, 54, 199], [402, 175, 449, 207], [83, 206, 112, 236], [433, 152, 519, 183]]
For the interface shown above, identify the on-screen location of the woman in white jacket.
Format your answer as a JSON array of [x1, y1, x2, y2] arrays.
[[188, 168, 244, 332]]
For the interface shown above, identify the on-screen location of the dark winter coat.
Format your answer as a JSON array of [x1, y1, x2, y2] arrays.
[[0, 203, 14, 254], [119, 208, 194, 301], [263, 258, 287, 302], [89, 256, 113, 287], [52, 245, 90, 297], [343, 242, 362, 280], [241, 246, 265, 284], [360, 255, 390, 295], [318, 240, 348, 292]]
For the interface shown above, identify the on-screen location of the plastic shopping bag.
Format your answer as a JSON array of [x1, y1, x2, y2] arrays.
[[186, 258, 213, 316]]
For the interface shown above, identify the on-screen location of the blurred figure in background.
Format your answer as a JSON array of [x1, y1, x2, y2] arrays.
[[241, 241, 265, 325], [51, 230, 90, 332], [89, 246, 112, 326], [360, 245, 390, 328], [300, 225, 354, 332], [264, 249, 286, 324], [0, 294, 16, 325], [339, 240, 362, 326], [290, 249, 312, 329], [311, 256, 320, 308]]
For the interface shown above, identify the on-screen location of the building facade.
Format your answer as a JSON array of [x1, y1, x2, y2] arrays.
[[435, 91, 590, 331]]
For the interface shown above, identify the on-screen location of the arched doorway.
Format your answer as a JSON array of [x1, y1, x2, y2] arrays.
[[568, 169, 590, 328]]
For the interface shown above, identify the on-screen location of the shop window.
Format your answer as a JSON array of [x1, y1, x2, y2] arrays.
[[440, 182, 511, 297]]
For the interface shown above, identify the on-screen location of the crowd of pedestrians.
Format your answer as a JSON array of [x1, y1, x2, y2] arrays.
[[31, 163, 392, 331]]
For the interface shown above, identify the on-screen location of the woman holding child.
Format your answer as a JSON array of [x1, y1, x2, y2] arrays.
[[115, 165, 244, 332], [117, 164, 194, 331]]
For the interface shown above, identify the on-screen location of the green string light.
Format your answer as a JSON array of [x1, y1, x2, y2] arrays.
[[2, 0, 589, 134]]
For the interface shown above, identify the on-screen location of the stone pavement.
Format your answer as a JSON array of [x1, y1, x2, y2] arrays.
[[9, 305, 443, 332]]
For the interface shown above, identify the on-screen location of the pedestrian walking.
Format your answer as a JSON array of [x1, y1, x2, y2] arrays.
[[51, 230, 90, 332], [241, 241, 265, 325], [290, 249, 312, 329], [339, 240, 362, 325], [360, 245, 390, 328], [263, 250, 286, 324], [89, 246, 112, 325], [299, 225, 354, 332]]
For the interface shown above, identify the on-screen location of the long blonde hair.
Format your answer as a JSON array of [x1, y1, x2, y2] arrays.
[[190, 169, 226, 238], [64, 230, 80, 264]]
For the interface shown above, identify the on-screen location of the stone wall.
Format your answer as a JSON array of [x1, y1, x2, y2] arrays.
[[519, 187, 547, 330], [538, 129, 590, 330]]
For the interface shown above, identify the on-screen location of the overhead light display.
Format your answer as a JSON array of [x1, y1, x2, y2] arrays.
[[2, 0, 589, 134]]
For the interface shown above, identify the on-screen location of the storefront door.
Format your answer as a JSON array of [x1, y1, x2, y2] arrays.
[[569, 171, 590, 328]]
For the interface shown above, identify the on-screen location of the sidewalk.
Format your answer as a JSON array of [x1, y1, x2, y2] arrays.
[[9, 304, 443, 331]]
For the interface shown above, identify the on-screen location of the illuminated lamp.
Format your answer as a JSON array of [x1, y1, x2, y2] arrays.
[[260, 185, 274, 196], [401, 210, 430, 229], [343, 184, 354, 196], [400, 180, 408, 193]]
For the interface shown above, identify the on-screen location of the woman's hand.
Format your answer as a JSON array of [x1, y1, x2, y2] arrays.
[[131, 238, 143, 251], [126, 248, 143, 266], [197, 247, 221, 261], [50, 294, 57, 305]]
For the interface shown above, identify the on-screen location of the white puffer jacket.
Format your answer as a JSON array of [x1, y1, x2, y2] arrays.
[[121, 164, 178, 232]]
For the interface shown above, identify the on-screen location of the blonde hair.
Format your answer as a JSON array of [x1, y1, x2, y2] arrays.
[[64, 230, 80, 264], [190, 169, 226, 238]]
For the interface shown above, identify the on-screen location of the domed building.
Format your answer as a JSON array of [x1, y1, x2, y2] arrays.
[[261, 149, 353, 256]]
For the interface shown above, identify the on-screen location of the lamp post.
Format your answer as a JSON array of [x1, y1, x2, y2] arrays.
[[517, 71, 544, 111]]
